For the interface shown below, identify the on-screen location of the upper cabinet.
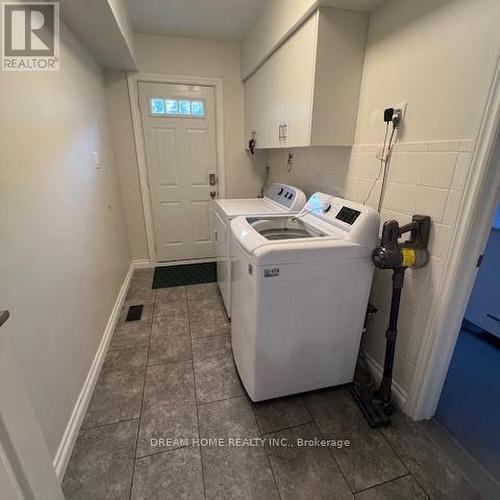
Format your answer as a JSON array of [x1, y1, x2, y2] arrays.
[[244, 8, 367, 149]]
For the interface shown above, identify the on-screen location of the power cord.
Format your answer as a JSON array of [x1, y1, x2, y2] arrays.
[[377, 124, 398, 212], [363, 122, 389, 206], [363, 108, 401, 211]]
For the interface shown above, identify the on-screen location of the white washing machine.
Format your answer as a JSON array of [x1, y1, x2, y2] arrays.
[[214, 183, 306, 317], [230, 193, 380, 402]]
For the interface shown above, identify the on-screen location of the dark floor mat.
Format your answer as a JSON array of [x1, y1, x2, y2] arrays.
[[153, 262, 216, 288]]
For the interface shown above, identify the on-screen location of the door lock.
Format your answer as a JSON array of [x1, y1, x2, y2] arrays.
[[209, 173, 217, 186], [210, 191, 217, 198]]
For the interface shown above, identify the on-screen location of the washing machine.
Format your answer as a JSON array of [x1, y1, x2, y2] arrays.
[[230, 193, 380, 401], [214, 183, 306, 317]]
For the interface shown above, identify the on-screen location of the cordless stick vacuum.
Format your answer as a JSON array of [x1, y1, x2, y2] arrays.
[[352, 215, 431, 427]]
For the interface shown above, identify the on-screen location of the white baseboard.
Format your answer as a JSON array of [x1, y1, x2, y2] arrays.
[[132, 259, 151, 269], [363, 352, 408, 410], [53, 261, 135, 479]]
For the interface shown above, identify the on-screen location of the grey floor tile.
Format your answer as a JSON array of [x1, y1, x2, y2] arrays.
[[305, 386, 407, 492], [253, 396, 313, 434], [109, 321, 151, 351], [63, 420, 138, 500], [127, 269, 154, 302], [118, 299, 154, 325], [382, 414, 480, 499], [188, 293, 223, 311], [305, 386, 367, 436], [82, 348, 147, 429], [154, 290, 188, 318], [137, 360, 198, 457], [131, 447, 204, 500], [187, 283, 220, 301], [148, 315, 192, 366], [330, 424, 408, 492], [192, 335, 243, 403], [355, 474, 428, 500], [132, 268, 154, 283], [265, 423, 353, 500], [155, 286, 187, 304], [189, 301, 230, 338], [198, 397, 279, 499]]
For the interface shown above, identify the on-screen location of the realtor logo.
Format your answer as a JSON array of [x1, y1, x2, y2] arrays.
[[2, 2, 59, 71]]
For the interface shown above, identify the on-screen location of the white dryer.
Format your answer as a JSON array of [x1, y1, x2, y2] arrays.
[[230, 193, 380, 402], [214, 183, 306, 317]]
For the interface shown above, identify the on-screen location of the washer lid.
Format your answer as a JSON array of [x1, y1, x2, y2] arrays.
[[215, 183, 306, 218], [215, 198, 287, 218]]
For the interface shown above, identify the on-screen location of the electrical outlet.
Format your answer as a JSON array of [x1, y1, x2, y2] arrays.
[[395, 101, 407, 121]]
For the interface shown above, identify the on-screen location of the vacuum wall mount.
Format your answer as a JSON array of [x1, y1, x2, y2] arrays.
[[352, 215, 431, 427]]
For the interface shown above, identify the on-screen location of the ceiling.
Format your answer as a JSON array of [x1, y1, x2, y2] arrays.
[[125, 0, 267, 41], [125, 0, 386, 42]]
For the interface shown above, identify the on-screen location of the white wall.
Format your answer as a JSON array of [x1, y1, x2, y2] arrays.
[[105, 70, 150, 259], [345, 0, 500, 403], [61, 0, 137, 70], [0, 23, 131, 457], [106, 33, 267, 260], [242, 0, 317, 79], [107, 0, 135, 58], [266, 147, 351, 197], [241, 0, 384, 79]]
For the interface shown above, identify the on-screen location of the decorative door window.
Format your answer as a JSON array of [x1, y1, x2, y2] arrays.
[[150, 97, 205, 118]]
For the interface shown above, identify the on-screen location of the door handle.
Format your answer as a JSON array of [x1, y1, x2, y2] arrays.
[[210, 191, 217, 198], [209, 173, 217, 186], [0, 310, 10, 328]]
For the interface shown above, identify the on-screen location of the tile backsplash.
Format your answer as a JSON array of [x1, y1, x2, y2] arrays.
[[266, 146, 351, 198], [266, 139, 474, 404]]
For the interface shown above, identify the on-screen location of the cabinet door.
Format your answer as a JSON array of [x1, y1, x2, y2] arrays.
[[281, 12, 318, 148], [244, 67, 268, 149], [265, 51, 286, 149]]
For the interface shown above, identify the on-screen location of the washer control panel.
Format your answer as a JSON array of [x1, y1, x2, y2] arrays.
[[264, 183, 306, 211]]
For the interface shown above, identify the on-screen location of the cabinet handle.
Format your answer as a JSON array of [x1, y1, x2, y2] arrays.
[[283, 123, 288, 140], [278, 124, 282, 141]]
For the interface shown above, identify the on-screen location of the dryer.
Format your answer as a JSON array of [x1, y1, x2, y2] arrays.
[[230, 193, 380, 401], [214, 183, 306, 317]]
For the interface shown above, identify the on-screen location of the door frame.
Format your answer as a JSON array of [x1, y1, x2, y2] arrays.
[[127, 72, 226, 266], [405, 57, 500, 420]]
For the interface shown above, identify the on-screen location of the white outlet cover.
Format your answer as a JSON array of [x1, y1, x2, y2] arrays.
[[395, 101, 407, 120], [92, 150, 100, 169]]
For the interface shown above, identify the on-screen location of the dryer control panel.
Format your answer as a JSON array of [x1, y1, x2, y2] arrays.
[[302, 193, 381, 248], [264, 183, 306, 211]]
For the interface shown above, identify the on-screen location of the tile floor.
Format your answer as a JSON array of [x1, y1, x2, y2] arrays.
[[63, 269, 481, 500]]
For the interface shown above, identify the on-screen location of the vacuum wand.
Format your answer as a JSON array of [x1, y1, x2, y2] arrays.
[[352, 214, 431, 427]]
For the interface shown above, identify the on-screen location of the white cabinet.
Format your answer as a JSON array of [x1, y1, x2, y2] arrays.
[[244, 8, 367, 149], [244, 64, 268, 149]]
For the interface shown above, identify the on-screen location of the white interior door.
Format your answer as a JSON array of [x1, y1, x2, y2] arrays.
[[139, 82, 218, 262]]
